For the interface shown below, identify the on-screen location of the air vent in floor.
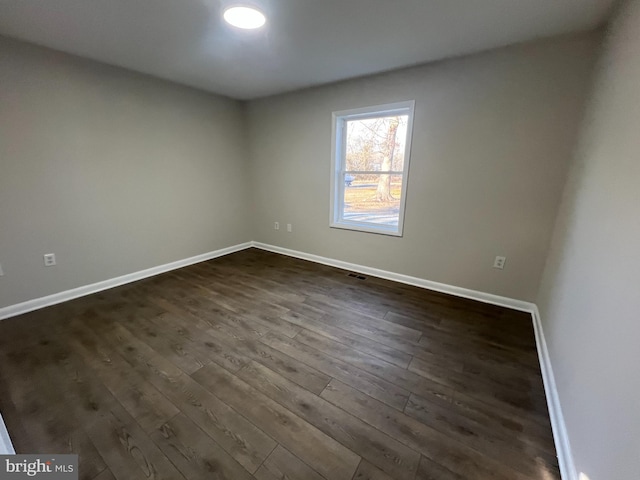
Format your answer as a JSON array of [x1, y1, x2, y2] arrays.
[[347, 273, 367, 280]]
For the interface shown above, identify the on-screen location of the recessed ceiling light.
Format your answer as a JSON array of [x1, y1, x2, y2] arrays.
[[223, 6, 266, 30]]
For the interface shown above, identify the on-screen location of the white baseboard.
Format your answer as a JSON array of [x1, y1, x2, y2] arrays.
[[251, 242, 535, 312], [532, 305, 576, 480], [0, 239, 533, 321], [0, 242, 253, 322], [0, 414, 15, 454]]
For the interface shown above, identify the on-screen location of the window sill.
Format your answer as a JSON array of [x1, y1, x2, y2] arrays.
[[330, 222, 403, 237]]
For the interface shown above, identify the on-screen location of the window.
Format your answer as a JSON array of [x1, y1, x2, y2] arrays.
[[331, 101, 415, 236]]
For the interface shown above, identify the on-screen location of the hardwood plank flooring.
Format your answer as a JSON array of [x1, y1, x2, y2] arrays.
[[254, 445, 325, 480], [85, 404, 186, 480], [0, 248, 559, 479], [191, 361, 360, 480], [354, 460, 396, 480], [230, 360, 420, 479], [150, 413, 255, 480]]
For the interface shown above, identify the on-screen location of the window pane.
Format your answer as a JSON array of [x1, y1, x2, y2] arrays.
[[342, 174, 403, 227], [332, 102, 414, 236], [345, 115, 408, 172]]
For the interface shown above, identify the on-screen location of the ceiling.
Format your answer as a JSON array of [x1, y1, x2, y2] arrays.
[[0, 0, 616, 100]]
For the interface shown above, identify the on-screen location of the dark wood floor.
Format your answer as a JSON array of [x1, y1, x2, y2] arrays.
[[0, 248, 558, 480]]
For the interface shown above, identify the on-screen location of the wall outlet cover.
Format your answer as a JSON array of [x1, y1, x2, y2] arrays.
[[493, 256, 506, 269]]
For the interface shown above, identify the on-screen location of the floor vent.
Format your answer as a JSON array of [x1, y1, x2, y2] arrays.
[[347, 273, 367, 280]]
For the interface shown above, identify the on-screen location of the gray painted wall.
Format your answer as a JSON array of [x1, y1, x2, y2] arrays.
[[536, 0, 640, 478], [246, 33, 600, 301], [0, 31, 602, 309], [0, 37, 251, 308]]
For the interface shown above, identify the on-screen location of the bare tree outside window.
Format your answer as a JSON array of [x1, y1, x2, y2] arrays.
[[332, 102, 414, 236]]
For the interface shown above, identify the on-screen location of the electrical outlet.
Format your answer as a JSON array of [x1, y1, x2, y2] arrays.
[[0, 262, 4, 276], [287, 223, 292, 232], [493, 256, 506, 269], [43, 253, 56, 267], [274, 222, 280, 230]]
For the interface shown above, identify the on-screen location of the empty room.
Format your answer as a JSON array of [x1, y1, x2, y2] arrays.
[[0, 1, 638, 479]]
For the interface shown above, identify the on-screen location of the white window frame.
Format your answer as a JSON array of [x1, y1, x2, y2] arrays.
[[330, 100, 415, 236]]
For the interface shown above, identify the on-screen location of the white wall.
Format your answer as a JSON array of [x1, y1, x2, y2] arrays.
[[536, 1, 640, 478], [246, 33, 600, 301], [0, 36, 251, 308]]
